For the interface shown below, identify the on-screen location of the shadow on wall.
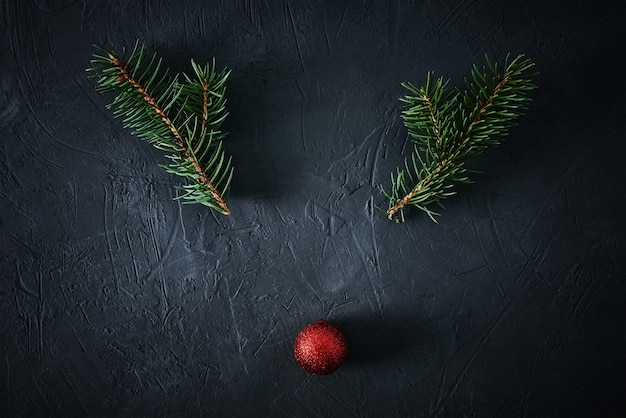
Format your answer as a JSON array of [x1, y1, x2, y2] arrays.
[[335, 312, 426, 366]]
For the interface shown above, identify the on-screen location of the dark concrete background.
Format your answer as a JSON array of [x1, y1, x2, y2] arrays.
[[1, 0, 625, 416]]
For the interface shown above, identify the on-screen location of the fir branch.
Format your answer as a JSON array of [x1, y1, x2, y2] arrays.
[[88, 41, 233, 214], [382, 54, 536, 222]]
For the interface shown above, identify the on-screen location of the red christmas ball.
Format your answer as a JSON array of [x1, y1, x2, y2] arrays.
[[294, 319, 348, 375]]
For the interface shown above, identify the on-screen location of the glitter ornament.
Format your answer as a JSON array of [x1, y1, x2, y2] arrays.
[[293, 319, 348, 375]]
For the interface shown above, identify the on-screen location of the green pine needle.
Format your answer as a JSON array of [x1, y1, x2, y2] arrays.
[[382, 54, 536, 222], [87, 41, 233, 215]]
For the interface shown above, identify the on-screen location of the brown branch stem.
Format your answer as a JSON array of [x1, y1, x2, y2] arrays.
[[201, 78, 209, 129], [422, 90, 442, 152], [387, 69, 512, 221], [387, 159, 450, 220], [109, 54, 230, 214]]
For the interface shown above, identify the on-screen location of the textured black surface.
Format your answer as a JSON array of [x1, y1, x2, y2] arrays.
[[1, 1, 625, 417]]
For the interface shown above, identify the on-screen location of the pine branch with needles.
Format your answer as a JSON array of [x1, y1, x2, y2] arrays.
[[382, 54, 536, 222], [88, 41, 233, 214]]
